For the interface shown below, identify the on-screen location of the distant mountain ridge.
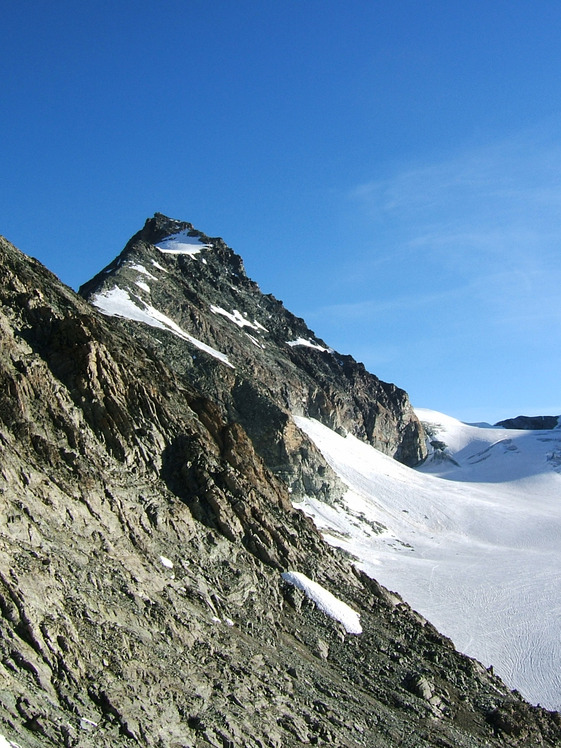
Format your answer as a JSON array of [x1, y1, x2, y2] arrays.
[[292, 406, 561, 710], [495, 414, 561, 430]]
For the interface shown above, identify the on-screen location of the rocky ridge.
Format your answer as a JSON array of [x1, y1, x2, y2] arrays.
[[0, 226, 559, 746], [496, 415, 561, 430], [79, 214, 426, 495]]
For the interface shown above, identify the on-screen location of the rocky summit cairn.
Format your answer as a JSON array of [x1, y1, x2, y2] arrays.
[[0, 224, 559, 746]]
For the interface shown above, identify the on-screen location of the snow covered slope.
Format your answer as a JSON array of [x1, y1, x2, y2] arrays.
[[293, 410, 561, 710]]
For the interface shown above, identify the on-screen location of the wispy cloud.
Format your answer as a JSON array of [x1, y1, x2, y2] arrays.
[[352, 129, 561, 225], [313, 283, 474, 320], [302, 126, 561, 421], [345, 127, 561, 332]]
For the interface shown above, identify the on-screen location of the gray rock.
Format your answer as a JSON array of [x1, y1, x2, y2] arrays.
[[0, 230, 558, 747]]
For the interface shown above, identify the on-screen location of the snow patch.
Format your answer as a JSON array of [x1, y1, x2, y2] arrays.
[[0, 735, 21, 748], [159, 555, 173, 569], [287, 337, 330, 352], [151, 260, 167, 272], [155, 230, 212, 255], [80, 717, 98, 730], [91, 287, 234, 369], [130, 263, 157, 280], [281, 571, 362, 634], [210, 305, 262, 331], [135, 280, 150, 293]]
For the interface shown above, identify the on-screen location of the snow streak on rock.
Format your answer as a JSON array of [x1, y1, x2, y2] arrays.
[[155, 230, 212, 255], [287, 337, 330, 352], [282, 571, 362, 634], [210, 305, 263, 331], [91, 287, 234, 368], [130, 263, 157, 279]]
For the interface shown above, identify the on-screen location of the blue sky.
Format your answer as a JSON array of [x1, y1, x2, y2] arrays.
[[2, 1, 561, 423]]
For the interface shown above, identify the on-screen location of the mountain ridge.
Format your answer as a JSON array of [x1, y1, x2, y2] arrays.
[[0, 223, 559, 746], [495, 415, 561, 430], [79, 213, 427, 495]]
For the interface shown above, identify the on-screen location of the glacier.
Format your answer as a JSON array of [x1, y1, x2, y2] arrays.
[[293, 410, 561, 710]]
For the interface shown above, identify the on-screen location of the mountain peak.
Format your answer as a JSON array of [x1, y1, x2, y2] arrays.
[[142, 210, 244, 252], [79, 212, 248, 298], [78, 213, 427, 496]]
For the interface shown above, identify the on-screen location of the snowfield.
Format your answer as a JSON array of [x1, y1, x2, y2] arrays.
[[293, 410, 561, 710], [155, 230, 212, 255]]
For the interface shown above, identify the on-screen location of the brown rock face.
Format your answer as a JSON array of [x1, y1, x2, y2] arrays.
[[0, 232, 559, 747]]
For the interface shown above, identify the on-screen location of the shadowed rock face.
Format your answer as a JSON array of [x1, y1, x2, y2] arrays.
[[496, 415, 560, 430], [0, 230, 560, 747]]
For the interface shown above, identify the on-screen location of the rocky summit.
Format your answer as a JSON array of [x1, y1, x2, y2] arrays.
[[0, 216, 559, 747]]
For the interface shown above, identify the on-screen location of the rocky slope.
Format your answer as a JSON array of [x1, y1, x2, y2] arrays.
[[0, 227, 560, 747]]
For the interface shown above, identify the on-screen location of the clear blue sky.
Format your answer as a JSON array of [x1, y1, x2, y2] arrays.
[[3, 1, 561, 423]]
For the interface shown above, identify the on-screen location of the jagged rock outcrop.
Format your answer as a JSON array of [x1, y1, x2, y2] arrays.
[[0, 231, 560, 747]]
